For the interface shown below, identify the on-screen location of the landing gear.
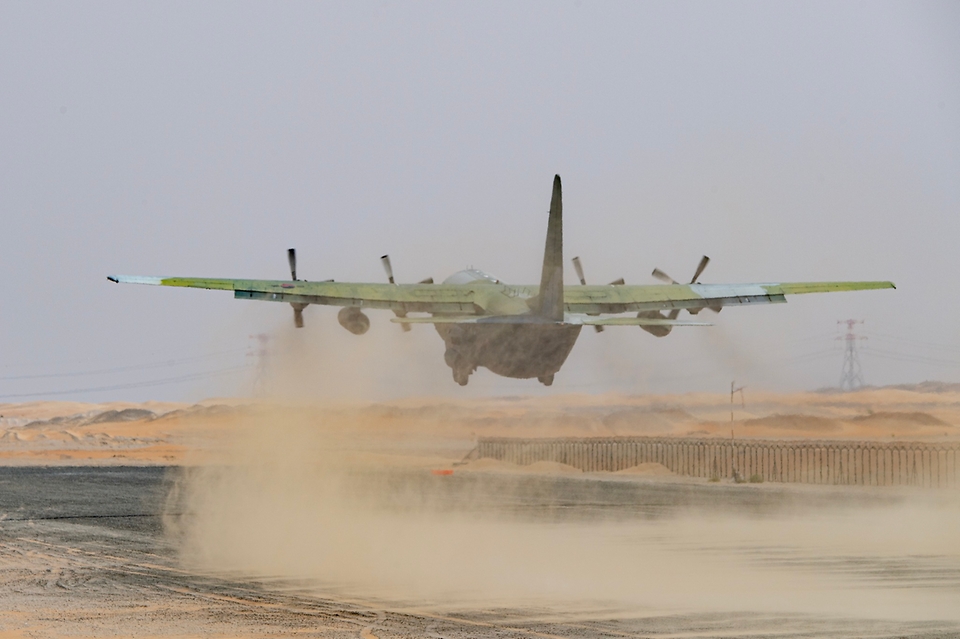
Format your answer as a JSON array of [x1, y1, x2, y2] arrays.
[[445, 347, 474, 386], [453, 367, 470, 386], [537, 374, 554, 386]]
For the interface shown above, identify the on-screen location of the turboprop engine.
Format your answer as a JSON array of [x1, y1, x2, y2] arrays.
[[641, 254, 716, 337], [337, 307, 370, 335], [637, 311, 672, 338]]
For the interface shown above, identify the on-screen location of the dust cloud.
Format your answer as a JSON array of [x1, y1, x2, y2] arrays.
[[165, 404, 960, 624]]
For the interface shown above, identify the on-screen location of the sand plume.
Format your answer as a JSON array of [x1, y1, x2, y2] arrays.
[[164, 405, 960, 623]]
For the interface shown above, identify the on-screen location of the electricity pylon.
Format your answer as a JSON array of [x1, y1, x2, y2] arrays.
[[837, 319, 866, 391]]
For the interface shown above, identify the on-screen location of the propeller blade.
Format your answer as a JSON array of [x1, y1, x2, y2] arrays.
[[608, 277, 625, 286], [293, 306, 304, 328], [652, 268, 678, 285], [380, 255, 412, 331], [572, 256, 587, 285], [287, 248, 297, 281], [570, 257, 603, 331], [380, 255, 395, 284], [418, 277, 434, 284], [690, 255, 710, 284]]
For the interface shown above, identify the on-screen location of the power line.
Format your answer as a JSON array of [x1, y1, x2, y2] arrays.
[[0, 365, 251, 400], [783, 331, 843, 345], [0, 348, 248, 382], [780, 348, 841, 365], [862, 348, 960, 368], [861, 332, 960, 354]]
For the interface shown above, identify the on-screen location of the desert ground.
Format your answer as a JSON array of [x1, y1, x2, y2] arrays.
[[1, 386, 958, 467], [0, 388, 958, 638]]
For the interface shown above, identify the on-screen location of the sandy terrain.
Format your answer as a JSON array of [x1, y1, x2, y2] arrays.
[[1, 389, 958, 637], [1, 387, 957, 467]]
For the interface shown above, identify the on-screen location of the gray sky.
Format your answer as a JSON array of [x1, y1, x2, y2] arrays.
[[2, 1, 959, 402]]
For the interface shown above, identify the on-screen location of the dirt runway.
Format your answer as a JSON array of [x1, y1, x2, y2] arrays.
[[0, 466, 957, 638]]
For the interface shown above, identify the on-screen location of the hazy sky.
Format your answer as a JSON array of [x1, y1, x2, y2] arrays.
[[2, 1, 959, 402]]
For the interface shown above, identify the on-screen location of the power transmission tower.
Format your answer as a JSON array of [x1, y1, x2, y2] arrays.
[[837, 319, 866, 391]]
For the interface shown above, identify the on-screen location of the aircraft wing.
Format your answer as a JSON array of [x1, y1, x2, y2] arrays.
[[109, 275, 894, 317], [562, 281, 895, 315], [107, 276, 481, 313]]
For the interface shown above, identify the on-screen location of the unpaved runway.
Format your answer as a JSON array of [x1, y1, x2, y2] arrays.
[[0, 466, 958, 638]]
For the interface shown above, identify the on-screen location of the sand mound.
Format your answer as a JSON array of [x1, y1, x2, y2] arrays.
[[877, 381, 960, 393], [524, 460, 582, 474], [602, 407, 694, 434], [86, 408, 156, 425], [156, 404, 236, 421], [461, 458, 520, 472], [850, 411, 949, 426], [615, 462, 674, 476], [462, 458, 581, 474], [743, 414, 841, 432]]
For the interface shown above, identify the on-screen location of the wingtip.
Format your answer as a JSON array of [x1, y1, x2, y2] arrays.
[[107, 275, 164, 286]]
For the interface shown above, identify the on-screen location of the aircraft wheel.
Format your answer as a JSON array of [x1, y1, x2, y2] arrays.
[[538, 374, 554, 386], [453, 367, 470, 386]]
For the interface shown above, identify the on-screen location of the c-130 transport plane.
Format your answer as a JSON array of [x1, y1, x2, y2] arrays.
[[110, 175, 894, 386]]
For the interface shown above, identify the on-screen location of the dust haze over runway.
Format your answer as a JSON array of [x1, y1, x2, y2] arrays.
[[1, 456, 959, 638]]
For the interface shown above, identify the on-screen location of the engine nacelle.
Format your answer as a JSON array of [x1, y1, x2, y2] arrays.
[[637, 311, 672, 338], [337, 307, 370, 335]]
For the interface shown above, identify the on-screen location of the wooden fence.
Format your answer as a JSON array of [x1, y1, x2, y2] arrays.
[[475, 437, 960, 487]]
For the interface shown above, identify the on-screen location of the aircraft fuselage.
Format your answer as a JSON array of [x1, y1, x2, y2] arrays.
[[436, 321, 581, 386], [435, 268, 581, 385]]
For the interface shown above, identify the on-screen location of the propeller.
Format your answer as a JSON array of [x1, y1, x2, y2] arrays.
[[287, 248, 306, 328], [380, 254, 395, 285], [652, 255, 710, 286], [572, 256, 587, 286], [651, 255, 714, 316], [571, 256, 607, 332], [651, 268, 677, 285], [288, 248, 298, 281], [381, 254, 411, 331]]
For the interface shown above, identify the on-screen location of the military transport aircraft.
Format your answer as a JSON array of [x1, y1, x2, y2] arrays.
[[109, 175, 894, 386]]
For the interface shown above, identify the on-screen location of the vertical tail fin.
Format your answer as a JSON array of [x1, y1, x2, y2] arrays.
[[534, 175, 564, 321]]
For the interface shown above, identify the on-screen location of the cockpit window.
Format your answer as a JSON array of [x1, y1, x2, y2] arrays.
[[442, 268, 502, 285]]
